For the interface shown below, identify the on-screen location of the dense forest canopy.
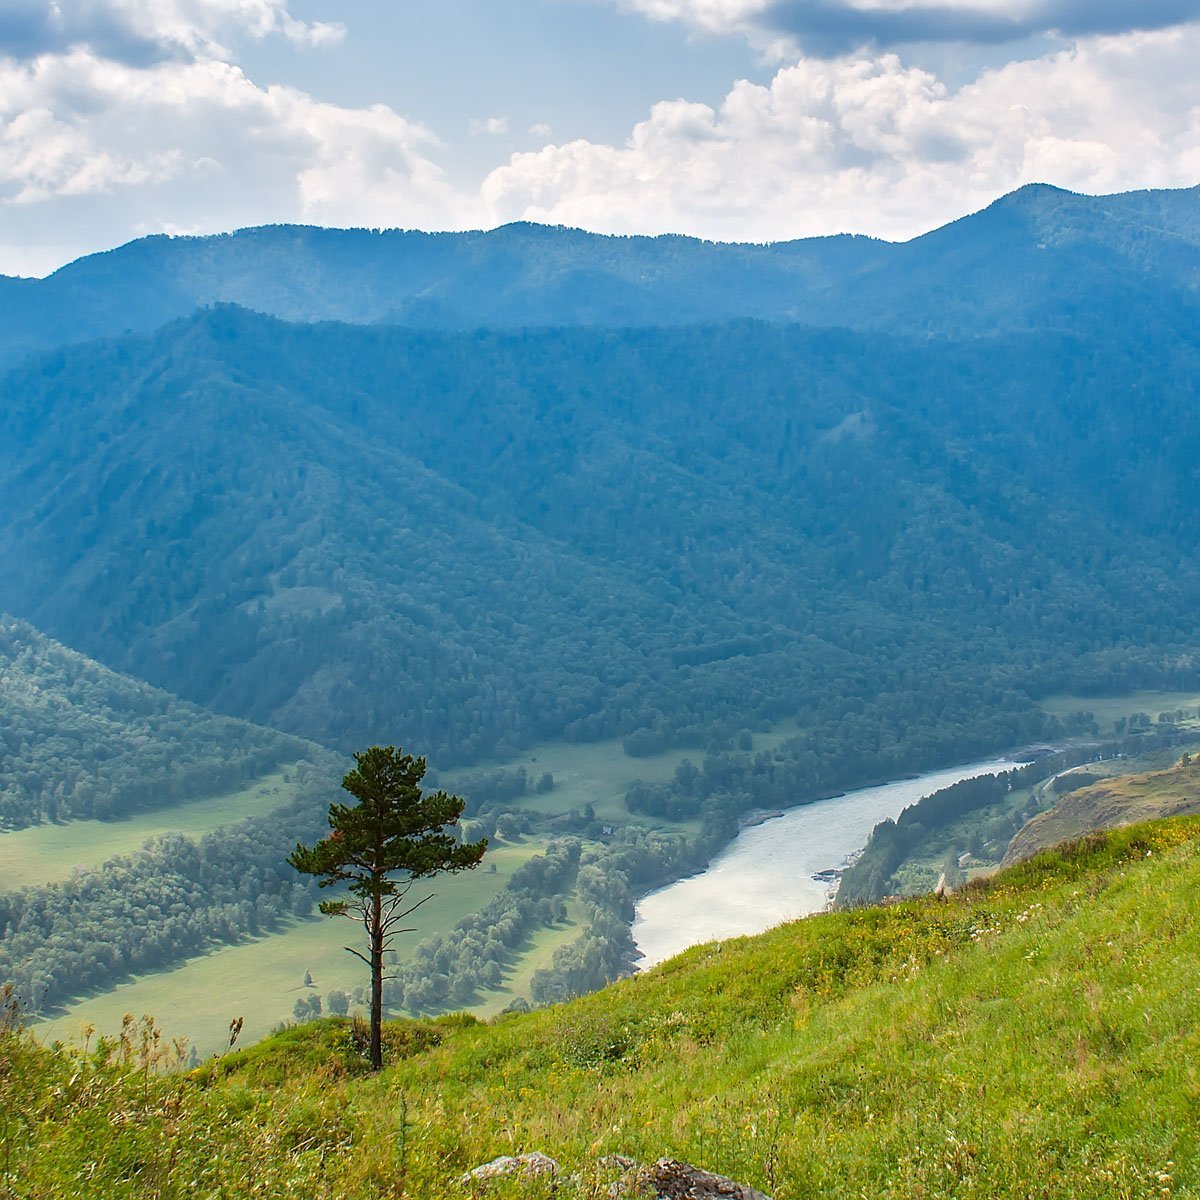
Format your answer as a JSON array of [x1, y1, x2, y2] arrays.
[[1, 304, 1198, 767], [0, 617, 306, 829], [5, 183, 1200, 1027]]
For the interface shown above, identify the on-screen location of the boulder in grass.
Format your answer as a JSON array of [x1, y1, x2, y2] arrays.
[[460, 1151, 560, 1184], [623, 1158, 772, 1200]]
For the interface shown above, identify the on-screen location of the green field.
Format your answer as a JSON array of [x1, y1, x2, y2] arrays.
[[472, 897, 587, 1018], [12, 817, 1200, 1198], [0, 765, 302, 892], [36, 840, 543, 1057], [445, 721, 800, 827], [1040, 689, 1200, 732], [29, 723, 804, 1057]]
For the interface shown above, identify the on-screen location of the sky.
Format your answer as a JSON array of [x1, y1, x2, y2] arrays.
[[1, 0, 1199, 276]]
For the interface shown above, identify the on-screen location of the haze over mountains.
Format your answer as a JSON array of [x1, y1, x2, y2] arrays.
[[3, 183, 1200, 368], [5, 179, 1200, 1050]]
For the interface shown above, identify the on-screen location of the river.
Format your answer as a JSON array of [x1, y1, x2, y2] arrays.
[[631, 754, 1024, 969]]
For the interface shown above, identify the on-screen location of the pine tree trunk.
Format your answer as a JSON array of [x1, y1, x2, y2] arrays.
[[370, 888, 383, 1071]]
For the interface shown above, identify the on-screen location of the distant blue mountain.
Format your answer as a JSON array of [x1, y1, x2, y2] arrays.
[[2, 182, 1199, 366]]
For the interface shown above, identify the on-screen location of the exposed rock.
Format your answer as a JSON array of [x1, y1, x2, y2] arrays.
[[460, 1151, 559, 1184], [600, 1154, 639, 1173], [619, 1158, 772, 1199]]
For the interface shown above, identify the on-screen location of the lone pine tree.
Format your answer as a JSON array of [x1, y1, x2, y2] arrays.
[[288, 745, 487, 1070]]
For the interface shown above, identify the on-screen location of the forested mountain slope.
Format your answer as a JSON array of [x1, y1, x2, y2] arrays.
[[0, 615, 306, 828], [2, 307, 1198, 766], [2, 183, 1200, 365]]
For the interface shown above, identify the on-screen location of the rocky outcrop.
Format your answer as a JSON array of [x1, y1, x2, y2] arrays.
[[460, 1151, 559, 1184], [616, 1158, 772, 1199]]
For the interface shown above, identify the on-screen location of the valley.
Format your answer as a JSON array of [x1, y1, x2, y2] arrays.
[[19, 722, 803, 1052], [4, 187, 1200, 1183], [5, 3, 1200, 1190], [0, 767, 301, 892], [9, 815, 1200, 1197], [36, 840, 550, 1056]]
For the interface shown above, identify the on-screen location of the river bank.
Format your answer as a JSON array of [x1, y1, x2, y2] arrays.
[[631, 754, 1024, 969]]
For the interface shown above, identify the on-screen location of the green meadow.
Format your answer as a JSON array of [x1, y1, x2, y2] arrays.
[[1040, 688, 1200, 732], [0, 766, 301, 892], [445, 721, 801, 827], [37, 840, 543, 1056], [9, 816, 1200, 1198]]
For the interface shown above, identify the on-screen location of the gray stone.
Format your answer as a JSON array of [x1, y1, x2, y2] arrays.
[[626, 1158, 772, 1200], [460, 1151, 560, 1185]]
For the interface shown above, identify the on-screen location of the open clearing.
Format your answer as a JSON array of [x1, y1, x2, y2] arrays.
[[472, 897, 587, 1018], [30, 721, 805, 1055], [36, 840, 543, 1057], [443, 721, 801, 827], [1040, 690, 1200, 733], [0, 766, 302, 892]]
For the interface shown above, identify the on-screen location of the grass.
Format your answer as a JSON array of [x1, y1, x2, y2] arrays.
[[887, 739, 1200, 898], [6, 816, 1200, 1198], [0, 765, 302, 892], [19, 724, 803, 1062], [1040, 689, 1200, 733], [472, 898, 587, 1018], [442, 722, 800, 828], [1007, 750, 1200, 863], [35, 840, 543, 1057]]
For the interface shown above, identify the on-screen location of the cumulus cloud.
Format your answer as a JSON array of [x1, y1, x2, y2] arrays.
[[0, 0, 343, 65], [483, 28, 1200, 243], [620, 0, 1200, 53], [0, 49, 482, 251]]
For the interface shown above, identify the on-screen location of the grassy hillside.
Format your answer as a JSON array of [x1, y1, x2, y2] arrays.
[[1004, 753, 1200, 865], [6, 817, 1199, 1198]]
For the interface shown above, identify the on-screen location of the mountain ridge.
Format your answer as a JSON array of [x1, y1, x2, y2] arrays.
[[2, 182, 1199, 366]]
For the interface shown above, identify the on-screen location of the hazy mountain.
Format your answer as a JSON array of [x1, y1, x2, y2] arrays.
[[2, 305, 1197, 765], [3, 183, 1200, 366]]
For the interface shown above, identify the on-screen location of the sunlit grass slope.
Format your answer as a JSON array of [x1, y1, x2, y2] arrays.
[[6, 818, 1200, 1198], [1006, 753, 1200, 865]]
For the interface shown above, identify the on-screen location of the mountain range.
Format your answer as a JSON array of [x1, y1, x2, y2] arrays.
[[3, 182, 1200, 367], [2, 182, 1199, 773]]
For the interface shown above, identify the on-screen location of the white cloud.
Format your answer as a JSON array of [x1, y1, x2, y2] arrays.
[[469, 115, 510, 136], [0, 0, 344, 62], [616, 0, 761, 37], [529, 122, 553, 139], [616, 0, 1200, 56], [483, 27, 1200, 243], [0, 49, 483, 254], [110, 0, 346, 54]]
